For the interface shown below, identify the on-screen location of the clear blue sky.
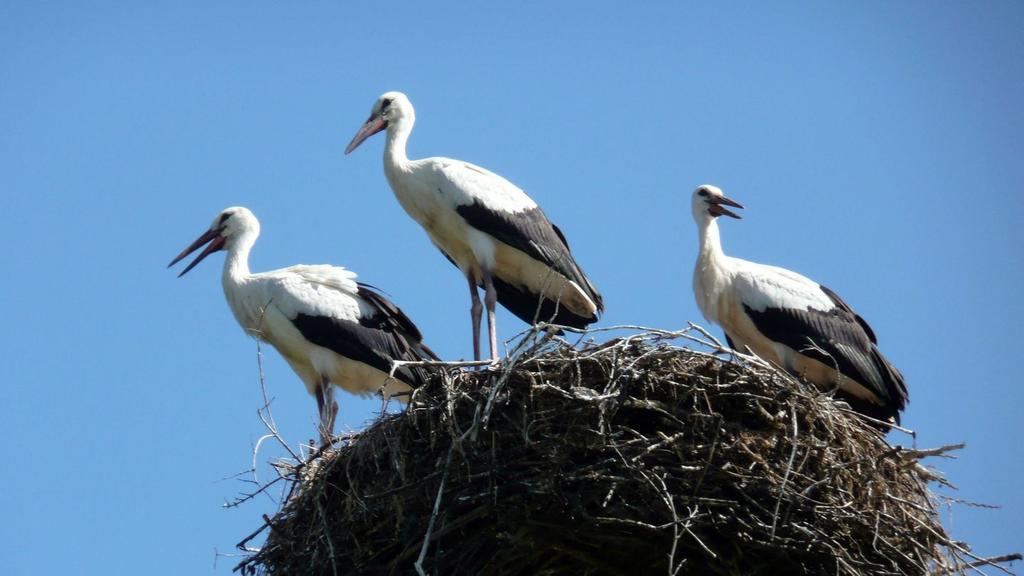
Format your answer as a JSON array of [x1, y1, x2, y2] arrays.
[[2, 2, 1021, 573]]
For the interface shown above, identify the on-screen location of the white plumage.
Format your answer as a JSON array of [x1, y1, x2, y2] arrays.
[[690, 185, 908, 425], [345, 91, 603, 362], [169, 206, 437, 445]]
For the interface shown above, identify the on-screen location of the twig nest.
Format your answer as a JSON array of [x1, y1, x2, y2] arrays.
[[237, 331, 982, 576]]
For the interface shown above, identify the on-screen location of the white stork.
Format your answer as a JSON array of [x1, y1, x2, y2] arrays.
[[690, 185, 908, 424], [344, 91, 603, 362], [168, 206, 438, 445]]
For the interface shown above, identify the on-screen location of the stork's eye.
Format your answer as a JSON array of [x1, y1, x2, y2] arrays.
[[697, 189, 709, 197], [381, 98, 392, 112], [219, 213, 233, 226]]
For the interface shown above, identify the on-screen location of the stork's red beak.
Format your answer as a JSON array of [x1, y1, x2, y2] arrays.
[[709, 195, 744, 219], [168, 227, 226, 277], [344, 113, 387, 154]]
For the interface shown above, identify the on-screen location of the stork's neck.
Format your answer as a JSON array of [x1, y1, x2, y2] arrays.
[[693, 216, 731, 325], [384, 118, 413, 171], [697, 216, 727, 265], [221, 233, 255, 290]]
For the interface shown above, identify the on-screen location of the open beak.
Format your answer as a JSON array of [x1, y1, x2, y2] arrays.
[[344, 112, 387, 154], [709, 195, 744, 219], [168, 227, 226, 277]]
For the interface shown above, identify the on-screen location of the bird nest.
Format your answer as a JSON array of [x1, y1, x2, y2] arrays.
[[234, 327, 1014, 576]]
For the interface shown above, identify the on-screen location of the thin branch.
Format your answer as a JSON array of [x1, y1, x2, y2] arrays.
[[770, 403, 799, 540], [414, 444, 456, 576]]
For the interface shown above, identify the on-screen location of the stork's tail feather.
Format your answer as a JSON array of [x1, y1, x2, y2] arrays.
[[834, 391, 902, 429], [491, 276, 599, 330], [397, 341, 442, 389], [418, 342, 441, 362], [871, 346, 909, 408]]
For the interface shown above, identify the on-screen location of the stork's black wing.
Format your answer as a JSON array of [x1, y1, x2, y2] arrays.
[[742, 284, 907, 423], [291, 284, 438, 388], [455, 201, 603, 327]]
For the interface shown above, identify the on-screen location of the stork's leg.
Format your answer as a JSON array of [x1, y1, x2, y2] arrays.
[[314, 384, 326, 444], [481, 268, 499, 362], [326, 383, 338, 440], [468, 275, 483, 362], [315, 378, 338, 447]]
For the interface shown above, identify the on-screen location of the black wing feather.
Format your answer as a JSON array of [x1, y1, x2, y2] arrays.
[[742, 286, 908, 423], [819, 285, 877, 344], [725, 334, 737, 350], [291, 285, 437, 388], [455, 201, 604, 325], [356, 282, 428, 343]]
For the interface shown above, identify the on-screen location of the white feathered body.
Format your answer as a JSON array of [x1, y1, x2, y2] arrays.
[[694, 220, 891, 407], [385, 155, 598, 319], [223, 259, 412, 400]]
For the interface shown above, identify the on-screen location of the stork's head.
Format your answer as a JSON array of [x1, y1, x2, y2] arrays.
[[692, 185, 744, 223], [168, 206, 260, 277], [344, 91, 414, 154]]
